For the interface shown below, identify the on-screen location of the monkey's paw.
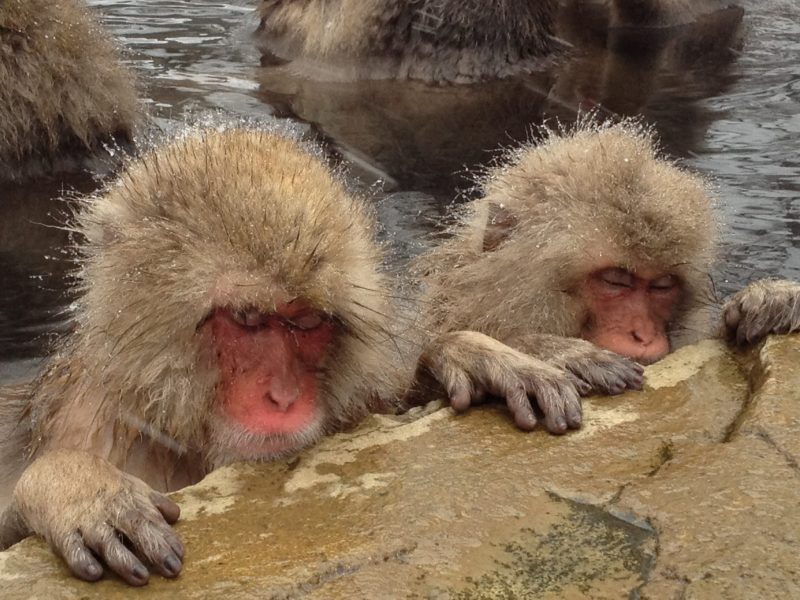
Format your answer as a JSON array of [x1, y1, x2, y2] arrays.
[[722, 279, 800, 346], [12, 449, 183, 586], [554, 341, 645, 396], [420, 331, 582, 434]]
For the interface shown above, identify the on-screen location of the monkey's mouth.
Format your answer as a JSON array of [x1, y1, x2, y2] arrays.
[[210, 414, 324, 461], [232, 432, 313, 457]]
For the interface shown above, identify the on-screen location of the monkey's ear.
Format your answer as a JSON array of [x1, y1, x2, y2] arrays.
[[482, 203, 518, 252]]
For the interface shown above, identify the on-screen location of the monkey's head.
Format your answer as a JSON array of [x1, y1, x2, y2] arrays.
[[422, 120, 717, 364], [71, 128, 395, 465]]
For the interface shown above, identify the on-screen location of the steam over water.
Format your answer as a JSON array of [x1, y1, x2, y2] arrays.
[[1, 0, 799, 381]]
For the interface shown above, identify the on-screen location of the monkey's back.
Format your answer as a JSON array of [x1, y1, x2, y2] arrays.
[[258, 0, 558, 82]]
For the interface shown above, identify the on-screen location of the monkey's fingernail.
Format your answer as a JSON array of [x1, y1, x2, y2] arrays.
[[164, 555, 182, 576], [85, 562, 103, 580], [132, 564, 149, 581], [172, 540, 185, 560]]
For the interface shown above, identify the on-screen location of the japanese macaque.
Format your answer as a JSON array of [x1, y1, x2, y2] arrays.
[[257, 0, 559, 82], [256, 0, 742, 83], [414, 121, 800, 429], [0, 127, 404, 585], [0, 0, 140, 180]]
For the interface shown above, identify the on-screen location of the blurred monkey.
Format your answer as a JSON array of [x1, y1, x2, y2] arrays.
[[256, 0, 742, 83], [0, 0, 140, 180]]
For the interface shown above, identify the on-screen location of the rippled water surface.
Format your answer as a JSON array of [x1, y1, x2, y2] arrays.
[[1, 0, 798, 380]]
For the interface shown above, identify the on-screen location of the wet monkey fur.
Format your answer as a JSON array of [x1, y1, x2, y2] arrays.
[[0, 128, 404, 585], [0, 124, 656, 585], [3, 123, 796, 586], [0, 0, 140, 180], [256, 0, 742, 83], [258, 0, 559, 82], [415, 121, 800, 432]]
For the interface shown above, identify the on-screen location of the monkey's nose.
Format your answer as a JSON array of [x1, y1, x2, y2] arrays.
[[266, 379, 300, 411], [630, 319, 658, 345]]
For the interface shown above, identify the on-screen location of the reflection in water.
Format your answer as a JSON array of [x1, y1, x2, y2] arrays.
[[1, 0, 800, 382], [258, 74, 555, 196], [256, 3, 744, 196]]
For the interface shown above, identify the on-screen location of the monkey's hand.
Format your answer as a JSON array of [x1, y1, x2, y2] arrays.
[[420, 331, 582, 434], [722, 279, 800, 346], [12, 449, 184, 586], [506, 334, 645, 396]]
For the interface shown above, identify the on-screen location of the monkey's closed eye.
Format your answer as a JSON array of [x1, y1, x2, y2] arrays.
[[598, 268, 634, 288], [232, 308, 270, 329], [285, 312, 326, 331], [649, 275, 679, 291]]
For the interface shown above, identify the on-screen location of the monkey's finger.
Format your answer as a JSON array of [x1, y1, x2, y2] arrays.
[[723, 302, 742, 338], [445, 371, 474, 412], [83, 525, 150, 586], [736, 308, 766, 346], [503, 383, 538, 431], [161, 526, 185, 561], [56, 531, 104, 582], [116, 510, 183, 578], [563, 394, 582, 429], [596, 356, 643, 393], [150, 491, 181, 525], [532, 384, 572, 434], [601, 372, 629, 396], [565, 372, 592, 396]]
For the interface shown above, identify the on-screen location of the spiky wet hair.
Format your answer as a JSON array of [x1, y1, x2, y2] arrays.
[[418, 119, 718, 345], [0, 0, 140, 177], [30, 127, 398, 455]]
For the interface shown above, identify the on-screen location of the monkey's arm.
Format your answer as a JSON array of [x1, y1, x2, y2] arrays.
[[418, 330, 582, 434], [9, 450, 183, 586], [501, 334, 645, 396], [722, 279, 800, 346]]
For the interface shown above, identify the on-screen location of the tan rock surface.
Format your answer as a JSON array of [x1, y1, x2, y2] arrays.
[[1, 336, 798, 599]]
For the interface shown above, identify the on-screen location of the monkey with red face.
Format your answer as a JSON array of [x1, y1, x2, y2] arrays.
[[415, 120, 800, 431], [1, 123, 624, 586], [0, 127, 407, 585], [3, 121, 793, 586]]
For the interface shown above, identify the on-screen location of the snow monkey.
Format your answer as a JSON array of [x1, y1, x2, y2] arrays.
[[0, 0, 140, 180], [0, 127, 407, 585], [415, 121, 800, 430], [0, 124, 642, 585], [257, 0, 559, 82], [256, 0, 742, 83]]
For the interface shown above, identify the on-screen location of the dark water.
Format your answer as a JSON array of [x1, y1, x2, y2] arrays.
[[1, 0, 798, 382]]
